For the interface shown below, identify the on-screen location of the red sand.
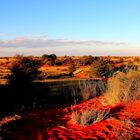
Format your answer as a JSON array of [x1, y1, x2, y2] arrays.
[[3, 99, 140, 140]]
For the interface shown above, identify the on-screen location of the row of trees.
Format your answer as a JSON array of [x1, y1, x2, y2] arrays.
[[42, 54, 102, 66]]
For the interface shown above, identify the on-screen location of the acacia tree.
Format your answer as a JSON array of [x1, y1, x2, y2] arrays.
[[8, 56, 41, 86], [42, 54, 57, 65], [47, 54, 57, 65]]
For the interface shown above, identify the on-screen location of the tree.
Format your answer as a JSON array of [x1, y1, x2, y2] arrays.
[[47, 54, 57, 65], [89, 58, 112, 78], [8, 56, 41, 86], [42, 54, 49, 59], [42, 54, 57, 65]]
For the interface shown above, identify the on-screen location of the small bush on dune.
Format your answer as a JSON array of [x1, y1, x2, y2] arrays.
[[71, 107, 110, 127], [70, 70, 140, 127], [71, 80, 108, 127], [104, 70, 140, 105]]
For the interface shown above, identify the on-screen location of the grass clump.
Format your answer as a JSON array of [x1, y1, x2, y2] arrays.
[[78, 80, 107, 101], [104, 70, 140, 105], [71, 107, 110, 127]]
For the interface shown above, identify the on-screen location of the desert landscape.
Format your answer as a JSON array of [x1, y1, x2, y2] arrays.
[[0, 55, 140, 139], [0, 0, 140, 139]]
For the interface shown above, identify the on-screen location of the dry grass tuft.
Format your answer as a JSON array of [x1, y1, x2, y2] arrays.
[[78, 80, 106, 101], [0, 115, 21, 126], [104, 70, 140, 105], [71, 106, 110, 127]]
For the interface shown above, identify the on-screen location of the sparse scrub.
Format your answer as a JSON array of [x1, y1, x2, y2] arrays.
[[71, 70, 140, 127], [89, 58, 113, 78], [127, 62, 138, 71], [104, 70, 140, 105], [81, 55, 95, 65], [71, 80, 106, 104], [71, 107, 110, 127], [78, 80, 107, 101]]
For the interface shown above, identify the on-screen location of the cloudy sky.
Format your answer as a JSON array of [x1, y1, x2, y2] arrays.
[[0, 0, 140, 56]]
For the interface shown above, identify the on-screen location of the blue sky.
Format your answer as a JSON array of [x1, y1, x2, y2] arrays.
[[0, 0, 140, 56]]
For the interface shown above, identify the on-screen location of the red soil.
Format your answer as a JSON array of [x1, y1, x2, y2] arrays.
[[74, 71, 87, 79], [113, 63, 122, 68], [2, 99, 140, 140]]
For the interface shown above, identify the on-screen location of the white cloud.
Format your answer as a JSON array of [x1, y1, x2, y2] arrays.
[[0, 35, 139, 56], [0, 35, 126, 48]]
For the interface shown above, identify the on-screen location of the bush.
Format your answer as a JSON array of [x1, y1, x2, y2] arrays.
[[71, 107, 110, 127], [89, 58, 113, 78], [78, 80, 107, 101], [127, 62, 138, 71], [47, 54, 57, 66], [104, 70, 140, 105], [54, 59, 63, 66], [42, 54, 49, 59], [42, 54, 57, 66], [68, 61, 76, 76], [8, 56, 41, 86], [81, 55, 95, 65], [71, 80, 107, 104]]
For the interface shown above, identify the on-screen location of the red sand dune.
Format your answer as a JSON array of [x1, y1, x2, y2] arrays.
[[3, 99, 140, 140]]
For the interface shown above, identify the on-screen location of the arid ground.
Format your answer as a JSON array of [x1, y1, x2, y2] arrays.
[[0, 56, 140, 140]]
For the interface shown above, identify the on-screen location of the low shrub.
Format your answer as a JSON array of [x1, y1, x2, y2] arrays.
[[89, 58, 113, 78], [104, 70, 140, 105], [8, 55, 41, 86], [78, 80, 107, 101], [71, 107, 110, 127]]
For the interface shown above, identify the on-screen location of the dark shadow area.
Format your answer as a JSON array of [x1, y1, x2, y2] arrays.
[[0, 79, 107, 118], [0, 83, 48, 116], [109, 104, 125, 118], [0, 79, 108, 140], [0, 81, 79, 117], [0, 106, 69, 140]]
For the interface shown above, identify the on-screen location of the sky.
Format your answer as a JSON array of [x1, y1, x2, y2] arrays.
[[0, 0, 140, 56]]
